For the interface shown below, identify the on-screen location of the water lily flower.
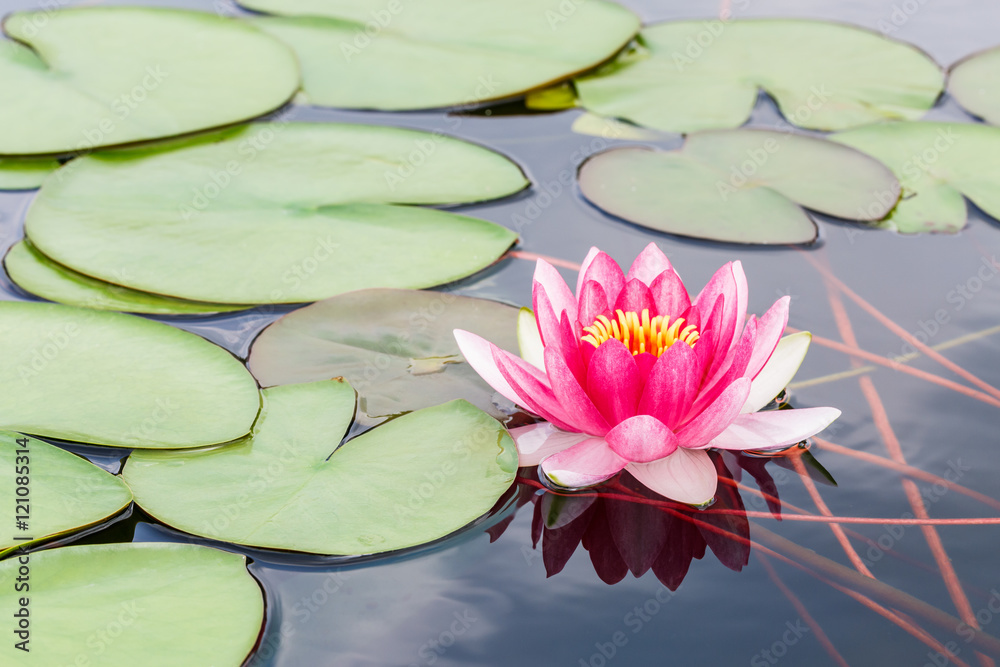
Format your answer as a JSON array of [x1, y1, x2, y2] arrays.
[[455, 244, 840, 505]]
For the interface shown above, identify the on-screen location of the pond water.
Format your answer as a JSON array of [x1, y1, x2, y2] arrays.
[[3, 0, 1000, 665]]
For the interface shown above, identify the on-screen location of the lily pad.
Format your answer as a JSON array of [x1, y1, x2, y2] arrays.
[[949, 46, 1000, 125], [831, 121, 1000, 233], [25, 122, 523, 304], [0, 302, 260, 448], [0, 159, 60, 190], [4, 240, 245, 315], [578, 129, 900, 244], [0, 7, 299, 156], [238, 0, 640, 110], [248, 289, 519, 419], [123, 380, 518, 555], [0, 433, 132, 556], [0, 543, 263, 666], [574, 20, 943, 133]]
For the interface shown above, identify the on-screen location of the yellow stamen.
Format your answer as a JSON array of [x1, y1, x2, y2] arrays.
[[581, 309, 700, 356]]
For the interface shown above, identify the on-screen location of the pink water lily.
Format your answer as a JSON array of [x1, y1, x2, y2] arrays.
[[455, 244, 840, 505]]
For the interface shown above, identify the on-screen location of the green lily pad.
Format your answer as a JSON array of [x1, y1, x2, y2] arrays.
[[0, 433, 132, 556], [831, 121, 1000, 233], [123, 380, 518, 555], [578, 129, 900, 244], [0, 7, 299, 156], [949, 46, 1000, 125], [0, 543, 263, 666], [0, 302, 260, 448], [25, 122, 523, 304], [574, 20, 943, 133], [0, 159, 60, 190], [238, 0, 639, 110], [248, 288, 519, 419], [4, 240, 246, 315]]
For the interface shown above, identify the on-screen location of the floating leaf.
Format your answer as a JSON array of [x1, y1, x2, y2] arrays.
[[0, 7, 299, 156], [25, 122, 523, 304], [0, 543, 263, 666], [124, 380, 518, 555], [831, 121, 1000, 233], [570, 112, 666, 141], [248, 289, 519, 419], [525, 83, 578, 111], [578, 129, 900, 244], [0, 159, 60, 190], [0, 302, 260, 448], [0, 433, 132, 556], [4, 240, 244, 315], [949, 46, 1000, 125], [575, 20, 943, 133], [238, 0, 639, 110]]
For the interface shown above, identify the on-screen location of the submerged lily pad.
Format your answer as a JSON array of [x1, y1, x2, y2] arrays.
[[0, 159, 60, 190], [578, 129, 900, 244], [0, 302, 260, 448], [124, 380, 518, 555], [949, 46, 1000, 125], [25, 122, 523, 304], [831, 121, 1000, 233], [575, 20, 943, 133], [0, 543, 263, 666], [4, 240, 245, 315], [238, 0, 639, 110], [0, 433, 132, 556], [0, 7, 299, 156], [248, 288, 519, 419]]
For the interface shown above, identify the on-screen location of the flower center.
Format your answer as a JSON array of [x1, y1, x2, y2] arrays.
[[581, 309, 699, 356]]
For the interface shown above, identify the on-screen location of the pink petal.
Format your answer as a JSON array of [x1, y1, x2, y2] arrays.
[[540, 438, 628, 488], [743, 332, 811, 414], [586, 339, 642, 425], [625, 242, 672, 287], [606, 415, 679, 463], [533, 259, 577, 323], [576, 247, 602, 297], [508, 423, 589, 467], [534, 289, 586, 384], [627, 449, 718, 505], [698, 317, 757, 407], [613, 279, 657, 316], [544, 347, 611, 436], [633, 352, 657, 391], [746, 296, 790, 379], [695, 262, 748, 362], [492, 345, 579, 432], [454, 329, 525, 407], [707, 407, 842, 450], [637, 341, 701, 429], [579, 251, 625, 305], [677, 377, 752, 447], [578, 280, 611, 330], [650, 268, 691, 319]]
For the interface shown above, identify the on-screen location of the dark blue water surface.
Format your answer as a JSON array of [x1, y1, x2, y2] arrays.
[[3, 0, 1000, 664]]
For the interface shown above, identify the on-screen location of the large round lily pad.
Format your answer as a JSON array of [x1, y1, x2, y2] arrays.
[[0, 159, 60, 190], [25, 123, 523, 304], [0, 302, 260, 448], [0, 433, 132, 556], [124, 380, 518, 555], [578, 129, 900, 244], [238, 0, 640, 110], [0, 7, 299, 156], [4, 240, 245, 315], [0, 543, 264, 666], [574, 20, 943, 133], [831, 121, 1000, 233], [248, 289, 520, 418], [949, 46, 1000, 125]]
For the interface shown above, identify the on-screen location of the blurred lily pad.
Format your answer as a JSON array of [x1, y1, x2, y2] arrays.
[[831, 121, 1000, 233], [0, 159, 60, 190], [248, 288, 519, 419], [25, 123, 523, 304], [949, 46, 1000, 125], [575, 20, 943, 133], [238, 0, 639, 110], [579, 129, 900, 244], [0, 7, 299, 156], [124, 380, 518, 555], [4, 240, 245, 315], [0, 302, 260, 448], [0, 433, 132, 556], [0, 543, 263, 666]]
